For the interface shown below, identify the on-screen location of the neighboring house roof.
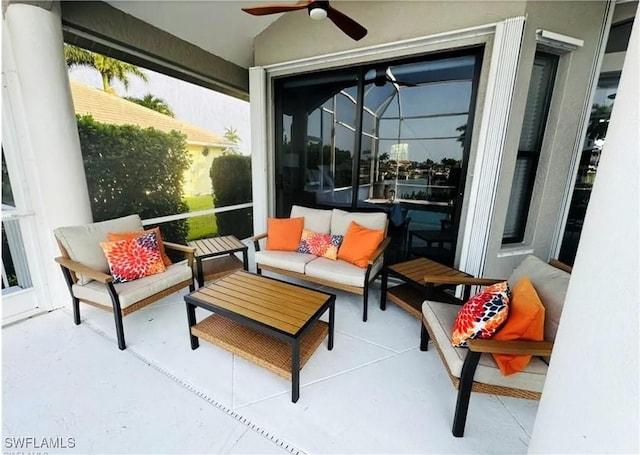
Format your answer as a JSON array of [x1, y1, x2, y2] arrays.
[[70, 80, 234, 148]]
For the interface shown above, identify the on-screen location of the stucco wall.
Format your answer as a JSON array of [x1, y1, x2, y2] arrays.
[[254, 1, 525, 66], [183, 145, 224, 196], [484, 0, 610, 278]]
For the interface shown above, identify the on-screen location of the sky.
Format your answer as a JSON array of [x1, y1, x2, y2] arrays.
[[68, 66, 252, 156]]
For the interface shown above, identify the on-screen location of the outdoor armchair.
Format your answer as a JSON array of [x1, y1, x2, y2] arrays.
[[420, 256, 571, 437], [54, 214, 196, 350]]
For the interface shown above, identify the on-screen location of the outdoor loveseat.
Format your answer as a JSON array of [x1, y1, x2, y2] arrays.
[[251, 205, 390, 321]]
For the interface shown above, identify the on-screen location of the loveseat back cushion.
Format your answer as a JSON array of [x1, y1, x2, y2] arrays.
[[330, 209, 387, 236], [507, 255, 570, 343], [290, 205, 332, 234], [54, 214, 144, 284]]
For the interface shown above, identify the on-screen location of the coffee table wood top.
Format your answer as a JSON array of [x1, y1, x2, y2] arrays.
[[188, 235, 246, 257], [186, 271, 333, 337], [388, 257, 472, 286]]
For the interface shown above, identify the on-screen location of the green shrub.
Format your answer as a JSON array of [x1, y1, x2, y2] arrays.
[[210, 154, 253, 239], [76, 115, 191, 243]]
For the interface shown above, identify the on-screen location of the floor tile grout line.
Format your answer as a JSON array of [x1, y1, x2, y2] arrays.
[[496, 395, 533, 440], [234, 351, 400, 411], [335, 327, 418, 354], [80, 318, 307, 455]]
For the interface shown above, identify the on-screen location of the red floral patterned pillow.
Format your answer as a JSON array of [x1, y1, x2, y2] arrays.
[[451, 281, 510, 347], [297, 229, 344, 260], [100, 232, 166, 283]]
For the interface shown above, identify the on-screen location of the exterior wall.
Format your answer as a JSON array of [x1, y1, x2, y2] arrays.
[[529, 13, 639, 451], [254, 0, 609, 279], [254, 1, 525, 66], [183, 144, 224, 196], [484, 0, 610, 278]]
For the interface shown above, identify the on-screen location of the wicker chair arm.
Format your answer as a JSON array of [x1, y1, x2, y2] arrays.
[[368, 237, 391, 265], [250, 232, 268, 251], [466, 339, 554, 356], [55, 257, 113, 283]]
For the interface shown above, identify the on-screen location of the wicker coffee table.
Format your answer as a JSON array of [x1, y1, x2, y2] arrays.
[[184, 270, 335, 402]]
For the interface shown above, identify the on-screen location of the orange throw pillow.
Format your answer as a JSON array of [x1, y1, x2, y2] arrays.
[[108, 227, 172, 266], [337, 221, 384, 268], [492, 276, 545, 376], [266, 217, 304, 251]]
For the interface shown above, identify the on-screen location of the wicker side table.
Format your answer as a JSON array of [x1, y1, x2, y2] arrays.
[[188, 235, 248, 287]]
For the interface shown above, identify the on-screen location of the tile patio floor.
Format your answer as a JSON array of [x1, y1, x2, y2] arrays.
[[2, 270, 539, 454]]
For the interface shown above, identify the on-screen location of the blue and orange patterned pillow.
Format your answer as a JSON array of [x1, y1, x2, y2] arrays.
[[100, 232, 166, 283], [297, 229, 344, 260], [451, 281, 510, 347]]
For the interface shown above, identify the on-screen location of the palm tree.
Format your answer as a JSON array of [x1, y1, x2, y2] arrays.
[[223, 127, 242, 154], [64, 45, 148, 93], [125, 93, 175, 117], [223, 127, 241, 144]]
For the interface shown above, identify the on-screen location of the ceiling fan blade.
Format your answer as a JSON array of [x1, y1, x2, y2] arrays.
[[326, 4, 367, 41], [242, 2, 311, 16]]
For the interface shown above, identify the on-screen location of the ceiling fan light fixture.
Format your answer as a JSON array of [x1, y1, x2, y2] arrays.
[[309, 6, 327, 20]]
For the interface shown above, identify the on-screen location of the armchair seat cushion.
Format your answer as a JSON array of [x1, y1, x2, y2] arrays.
[[423, 300, 548, 393], [254, 250, 317, 274], [305, 256, 384, 288], [71, 262, 192, 309]]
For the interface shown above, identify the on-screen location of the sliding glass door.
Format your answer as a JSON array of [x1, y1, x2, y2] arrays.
[[274, 49, 482, 264]]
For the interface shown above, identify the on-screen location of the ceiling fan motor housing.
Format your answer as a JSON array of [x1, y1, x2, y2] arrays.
[[308, 1, 329, 20]]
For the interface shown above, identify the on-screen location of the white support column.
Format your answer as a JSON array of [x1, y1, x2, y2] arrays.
[[529, 13, 639, 454], [4, 2, 92, 307], [249, 66, 269, 235], [457, 16, 526, 278]]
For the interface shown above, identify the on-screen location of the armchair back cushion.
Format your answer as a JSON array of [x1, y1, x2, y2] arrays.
[[330, 209, 387, 236], [507, 256, 570, 342], [290, 205, 332, 233], [54, 214, 144, 284]]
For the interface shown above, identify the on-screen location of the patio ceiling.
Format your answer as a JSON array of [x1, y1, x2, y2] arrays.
[[105, 1, 290, 69]]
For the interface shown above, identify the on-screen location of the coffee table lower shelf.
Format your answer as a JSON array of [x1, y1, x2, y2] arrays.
[[190, 314, 328, 380]]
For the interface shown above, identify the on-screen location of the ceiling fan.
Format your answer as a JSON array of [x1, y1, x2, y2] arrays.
[[241, 0, 368, 41]]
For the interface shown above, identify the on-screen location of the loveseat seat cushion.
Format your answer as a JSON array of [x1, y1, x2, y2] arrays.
[[507, 256, 570, 342], [305, 256, 384, 288], [290, 205, 332, 234], [330, 209, 387, 236], [54, 214, 145, 284], [255, 250, 317, 274], [71, 262, 192, 309], [422, 300, 548, 393]]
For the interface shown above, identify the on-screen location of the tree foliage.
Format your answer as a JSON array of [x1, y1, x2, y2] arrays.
[[125, 93, 175, 117], [76, 115, 191, 243], [210, 154, 253, 239], [64, 45, 148, 92]]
